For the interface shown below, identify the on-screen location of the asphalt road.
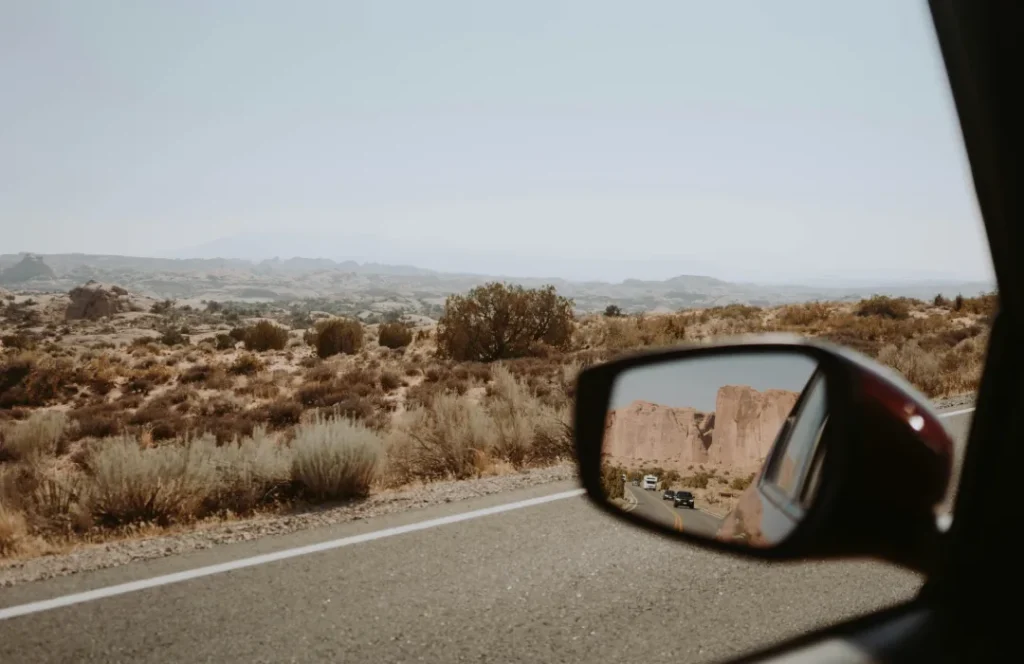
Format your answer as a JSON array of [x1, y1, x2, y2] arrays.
[[0, 408, 973, 664], [624, 484, 723, 537]]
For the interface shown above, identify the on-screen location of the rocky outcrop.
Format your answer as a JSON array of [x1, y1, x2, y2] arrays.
[[65, 281, 132, 320], [603, 385, 798, 472], [603, 402, 714, 467], [708, 386, 799, 469], [0, 254, 56, 284]]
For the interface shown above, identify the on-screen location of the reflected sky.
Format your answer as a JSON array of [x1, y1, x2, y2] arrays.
[[609, 352, 819, 411]]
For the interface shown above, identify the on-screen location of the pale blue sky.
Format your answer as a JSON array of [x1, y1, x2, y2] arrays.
[[1, 0, 995, 283], [609, 353, 818, 411]]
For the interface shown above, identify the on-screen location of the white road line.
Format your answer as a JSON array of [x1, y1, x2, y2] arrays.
[[939, 406, 975, 418], [0, 488, 586, 622]]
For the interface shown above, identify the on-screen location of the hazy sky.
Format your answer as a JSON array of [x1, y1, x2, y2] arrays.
[[1, 1, 995, 283], [609, 352, 818, 412]]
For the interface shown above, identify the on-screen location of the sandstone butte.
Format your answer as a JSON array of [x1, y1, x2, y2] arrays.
[[603, 385, 800, 473]]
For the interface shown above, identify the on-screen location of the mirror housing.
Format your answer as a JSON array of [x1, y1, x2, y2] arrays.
[[573, 334, 954, 574]]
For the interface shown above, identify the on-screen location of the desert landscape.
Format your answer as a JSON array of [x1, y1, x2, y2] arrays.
[[0, 253, 996, 568]]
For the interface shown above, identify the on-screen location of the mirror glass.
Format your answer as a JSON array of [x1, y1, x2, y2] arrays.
[[599, 350, 830, 548]]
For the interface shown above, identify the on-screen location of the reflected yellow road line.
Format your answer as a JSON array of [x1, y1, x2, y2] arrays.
[[659, 496, 683, 531]]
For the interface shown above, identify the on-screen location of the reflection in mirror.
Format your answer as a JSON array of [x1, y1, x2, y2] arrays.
[[599, 351, 829, 549]]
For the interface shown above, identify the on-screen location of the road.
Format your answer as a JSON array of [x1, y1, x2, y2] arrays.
[[624, 484, 724, 537], [0, 408, 973, 663]]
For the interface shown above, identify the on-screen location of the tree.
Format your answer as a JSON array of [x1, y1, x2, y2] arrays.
[[604, 304, 623, 317], [309, 318, 363, 358], [436, 282, 575, 362]]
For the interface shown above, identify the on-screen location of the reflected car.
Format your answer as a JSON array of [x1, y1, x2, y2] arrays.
[[673, 491, 695, 509]]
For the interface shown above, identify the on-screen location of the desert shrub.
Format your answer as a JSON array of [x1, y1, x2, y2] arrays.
[[0, 352, 75, 409], [180, 363, 216, 384], [599, 314, 688, 351], [487, 366, 572, 466], [290, 414, 383, 501], [160, 328, 189, 346], [309, 318, 363, 358], [243, 321, 289, 352], [214, 333, 236, 350], [386, 393, 495, 482], [379, 371, 401, 391], [69, 404, 124, 440], [0, 410, 68, 462], [206, 429, 290, 514], [680, 472, 713, 489], [877, 341, 942, 396], [777, 302, 833, 327], [603, 304, 623, 317], [730, 473, 755, 491], [84, 436, 216, 527], [436, 282, 575, 362], [933, 294, 949, 307], [150, 299, 174, 315], [230, 353, 264, 376], [378, 322, 413, 349], [856, 295, 912, 320], [602, 464, 625, 500], [0, 502, 29, 556], [1, 333, 35, 351], [259, 399, 303, 429]]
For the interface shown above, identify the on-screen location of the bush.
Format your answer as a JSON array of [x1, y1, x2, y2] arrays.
[[436, 282, 575, 361], [0, 352, 73, 409], [378, 322, 413, 349], [730, 473, 755, 491], [214, 333, 236, 350], [84, 436, 216, 527], [229, 353, 264, 375], [309, 318, 363, 358], [856, 295, 911, 320], [0, 410, 68, 462], [602, 464, 625, 500], [290, 414, 383, 501], [379, 371, 401, 391], [0, 503, 29, 556], [243, 321, 289, 352], [604, 305, 623, 317], [160, 328, 189, 346]]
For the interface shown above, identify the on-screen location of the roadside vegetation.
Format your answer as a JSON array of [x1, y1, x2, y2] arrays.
[[0, 282, 995, 557]]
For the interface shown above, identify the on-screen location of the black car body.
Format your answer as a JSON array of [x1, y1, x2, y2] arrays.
[[663, 490, 676, 500], [673, 491, 694, 509]]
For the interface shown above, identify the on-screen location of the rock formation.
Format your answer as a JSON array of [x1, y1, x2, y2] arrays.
[[603, 401, 714, 468], [65, 281, 132, 320], [707, 385, 800, 469], [0, 254, 56, 284], [603, 385, 799, 472]]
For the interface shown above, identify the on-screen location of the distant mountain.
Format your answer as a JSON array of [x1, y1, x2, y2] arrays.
[[0, 250, 997, 314], [0, 254, 57, 284]]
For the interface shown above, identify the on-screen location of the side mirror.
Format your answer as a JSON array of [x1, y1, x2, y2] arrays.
[[573, 334, 954, 574]]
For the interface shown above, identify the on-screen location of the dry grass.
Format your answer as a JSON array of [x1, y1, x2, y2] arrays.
[[291, 414, 383, 501]]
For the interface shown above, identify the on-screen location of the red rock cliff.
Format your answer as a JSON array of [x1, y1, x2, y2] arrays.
[[603, 385, 798, 471]]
